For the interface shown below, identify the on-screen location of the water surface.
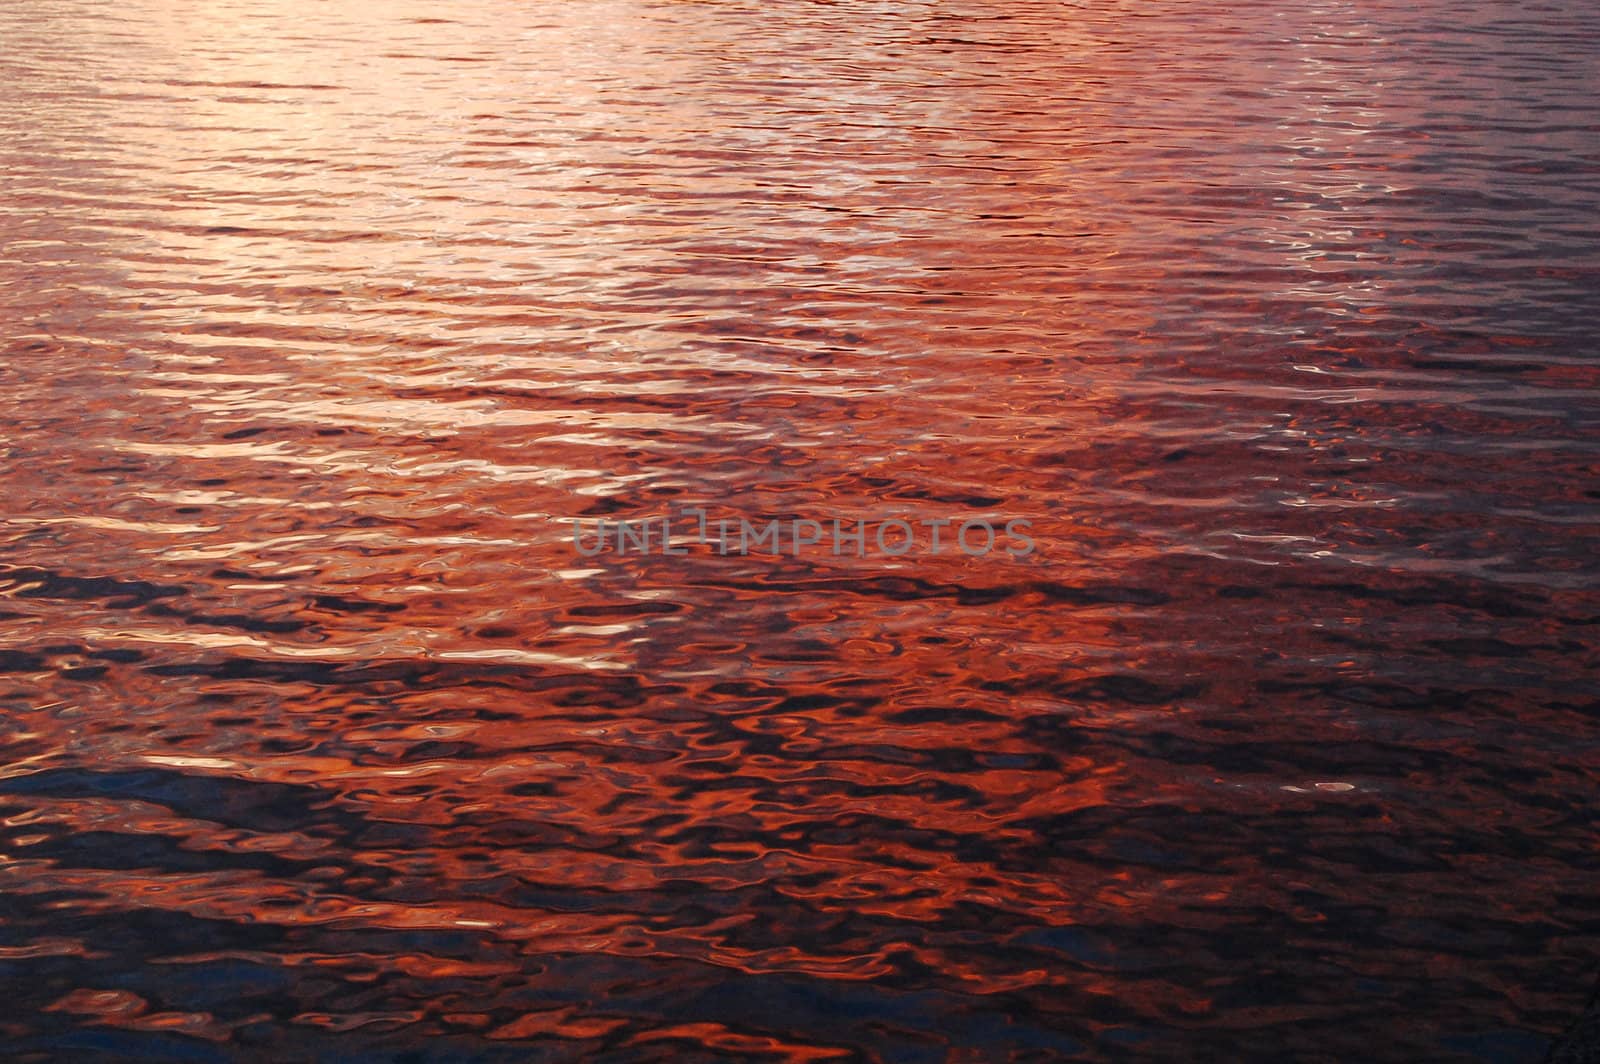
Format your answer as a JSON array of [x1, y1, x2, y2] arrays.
[[2, 0, 1598, 1060]]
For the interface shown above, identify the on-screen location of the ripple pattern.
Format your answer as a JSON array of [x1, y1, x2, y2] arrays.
[[2, 0, 1599, 1060]]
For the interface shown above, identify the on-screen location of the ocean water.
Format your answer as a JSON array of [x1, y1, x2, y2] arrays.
[[1, 0, 1598, 1059]]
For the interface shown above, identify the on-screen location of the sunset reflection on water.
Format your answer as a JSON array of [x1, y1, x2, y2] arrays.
[[2, 0, 1598, 1060]]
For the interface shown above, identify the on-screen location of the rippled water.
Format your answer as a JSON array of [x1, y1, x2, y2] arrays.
[[2, 0, 1599, 1059]]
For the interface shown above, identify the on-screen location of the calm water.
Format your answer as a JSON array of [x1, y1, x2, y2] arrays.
[[2, 0, 1598, 1060]]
